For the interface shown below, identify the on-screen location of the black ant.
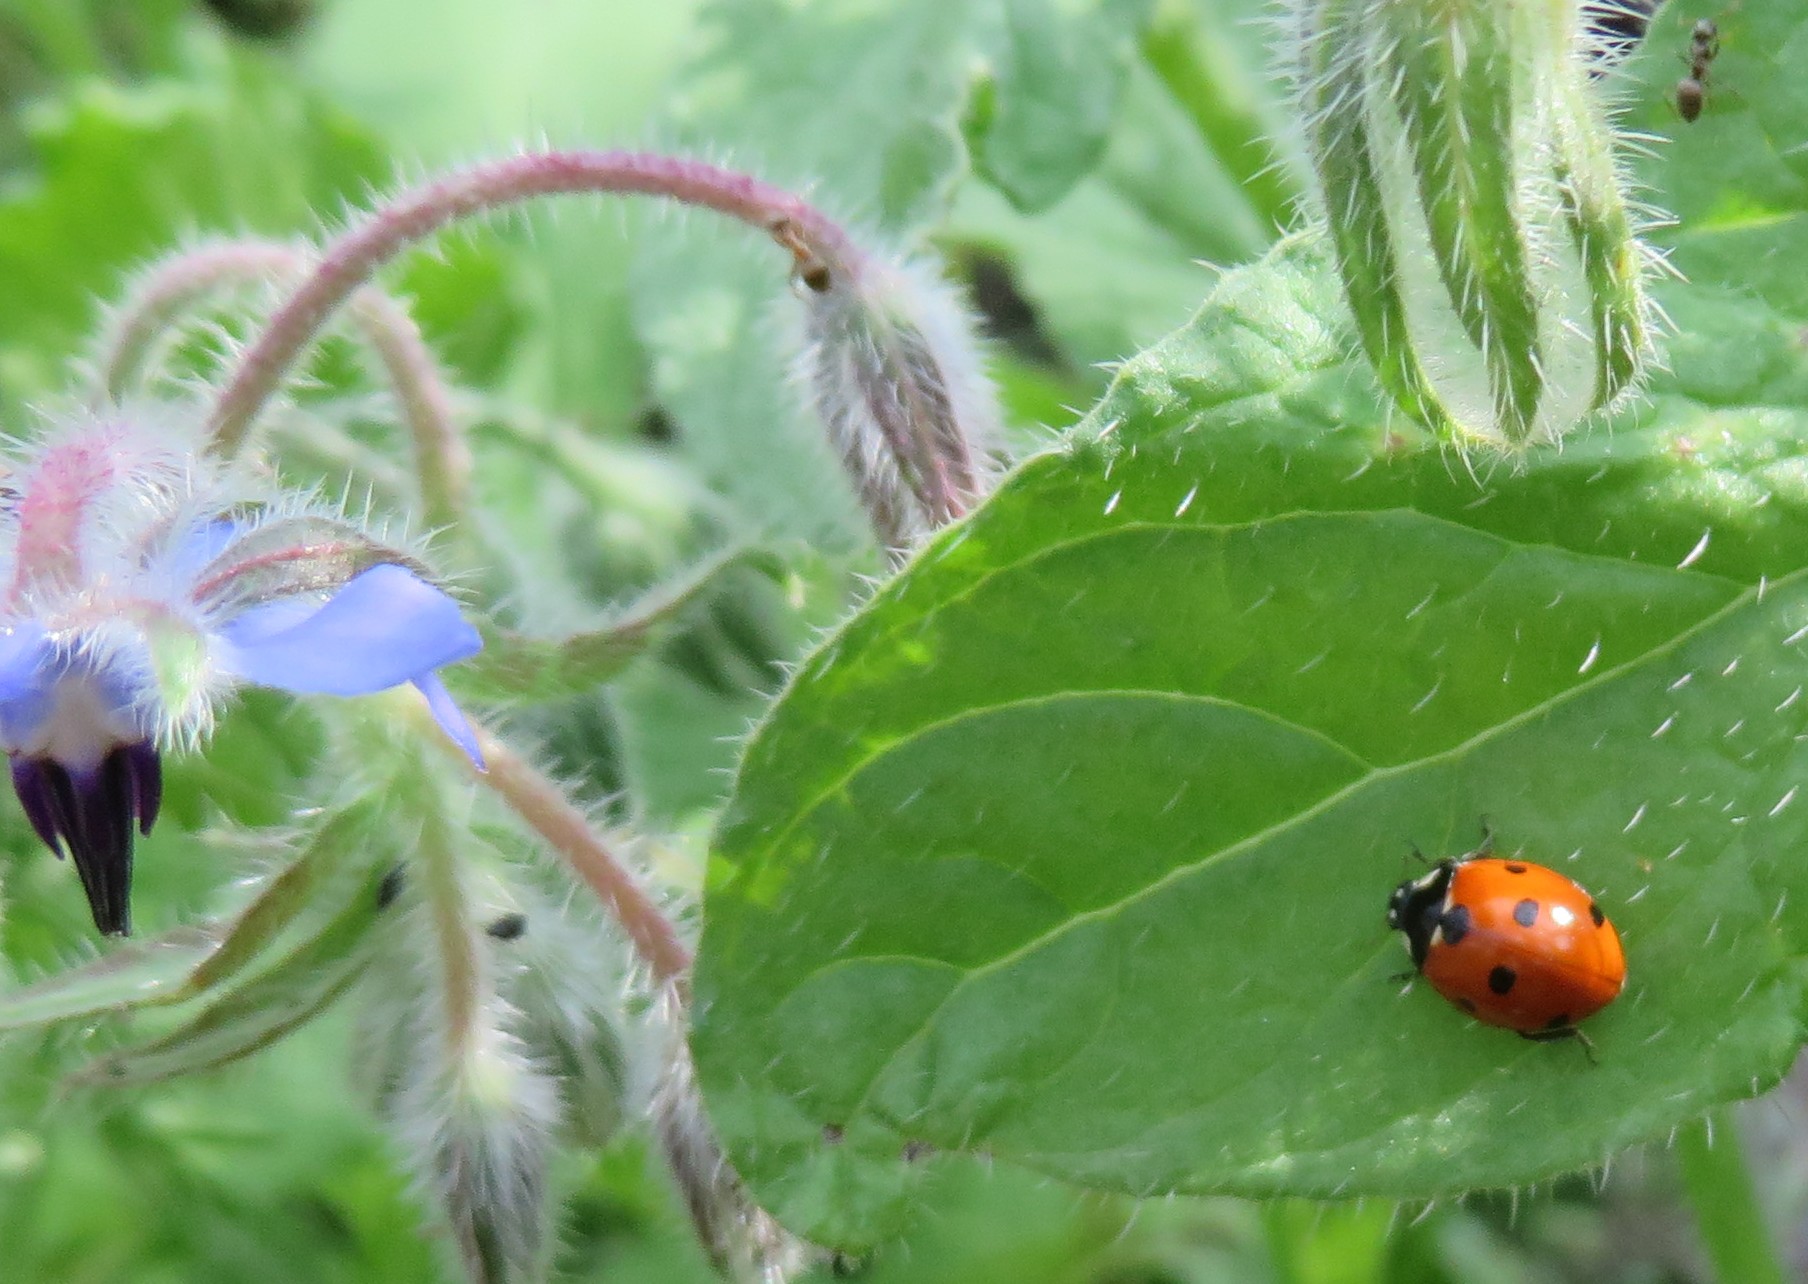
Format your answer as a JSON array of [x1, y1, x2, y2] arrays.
[[1676, 18, 1719, 123]]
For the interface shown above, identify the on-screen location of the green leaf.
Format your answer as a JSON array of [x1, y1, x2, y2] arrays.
[[1139, 0, 1304, 235], [0, 927, 222, 1030], [0, 803, 382, 1031], [300, 0, 703, 425], [450, 546, 781, 705], [0, 49, 388, 404], [969, 0, 1155, 213], [694, 17, 1808, 1229], [182, 803, 388, 996], [945, 57, 1278, 378], [609, 552, 849, 828], [71, 854, 390, 1086]]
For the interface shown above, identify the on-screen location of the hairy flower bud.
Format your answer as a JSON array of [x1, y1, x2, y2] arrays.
[[797, 246, 999, 553], [1292, 0, 1657, 451]]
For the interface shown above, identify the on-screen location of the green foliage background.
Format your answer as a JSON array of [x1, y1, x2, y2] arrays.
[[0, 1, 1800, 1282]]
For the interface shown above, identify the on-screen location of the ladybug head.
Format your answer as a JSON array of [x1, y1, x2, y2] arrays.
[[1386, 859, 1457, 969]]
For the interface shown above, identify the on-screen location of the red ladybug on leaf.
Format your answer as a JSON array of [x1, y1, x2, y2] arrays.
[[1388, 838, 1626, 1058]]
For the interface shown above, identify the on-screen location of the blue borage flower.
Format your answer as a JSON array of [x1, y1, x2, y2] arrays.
[[0, 412, 483, 935]]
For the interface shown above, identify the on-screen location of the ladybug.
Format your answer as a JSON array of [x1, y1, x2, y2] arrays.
[[1387, 843, 1626, 1055]]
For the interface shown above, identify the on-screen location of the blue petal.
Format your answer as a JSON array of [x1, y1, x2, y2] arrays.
[[414, 672, 485, 770], [216, 563, 482, 696], [0, 621, 55, 746]]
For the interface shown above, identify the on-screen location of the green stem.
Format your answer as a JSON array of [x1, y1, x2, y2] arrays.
[[398, 687, 695, 989], [405, 756, 483, 1054], [1676, 1109, 1788, 1284]]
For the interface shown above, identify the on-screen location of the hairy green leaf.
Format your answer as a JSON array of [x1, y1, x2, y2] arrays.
[[0, 803, 382, 1030], [0, 926, 223, 1030], [72, 855, 390, 1086], [451, 547, 780, 705]]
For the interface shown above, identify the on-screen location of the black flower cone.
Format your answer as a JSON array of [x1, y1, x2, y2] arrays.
[[11, 740, 162, 935]]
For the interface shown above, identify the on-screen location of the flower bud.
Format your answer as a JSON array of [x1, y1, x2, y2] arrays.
[[1292, 0, 1656, 451], [796, 248, 999, 552]]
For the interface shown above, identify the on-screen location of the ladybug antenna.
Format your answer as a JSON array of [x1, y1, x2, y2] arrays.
[[1476, 816, 1497, 856], [1405, 841, 1431, 871]]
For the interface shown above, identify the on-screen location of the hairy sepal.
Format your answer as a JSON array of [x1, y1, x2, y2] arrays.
[[1293, 0, 1657, 451]]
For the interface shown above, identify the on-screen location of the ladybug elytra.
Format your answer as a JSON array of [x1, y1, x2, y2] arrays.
[[1387, 844, 1626, 1053]]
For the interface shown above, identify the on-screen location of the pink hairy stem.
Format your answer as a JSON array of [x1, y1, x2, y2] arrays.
[[207, 151, 862, 458]]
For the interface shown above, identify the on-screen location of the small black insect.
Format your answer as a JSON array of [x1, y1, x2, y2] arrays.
[[376, 865, 406, 911], [485, 912, 528, 941], [1677, 19, 1720, 123]]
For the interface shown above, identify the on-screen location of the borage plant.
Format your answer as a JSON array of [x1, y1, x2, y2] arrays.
[[0, 146, 995, 1283], [3, 0, 1806, 1282]]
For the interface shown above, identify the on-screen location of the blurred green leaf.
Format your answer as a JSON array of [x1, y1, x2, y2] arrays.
[[73, 853, 388, 1086], [0, 926, 221, 1030], [610, 552, 852, 829], [453, 546, 780, 705], [0, 803, 381, 1031], [0, 48, 387, 404], [300, 0, 704, 428], [1140, 0, 1308, 232], [1264, 1200, 1393, 1284], [969, 0, 1155, 213], [947, 59, 1271, 378], [0, 0, 193, 167], [183, 803, 387, 995]]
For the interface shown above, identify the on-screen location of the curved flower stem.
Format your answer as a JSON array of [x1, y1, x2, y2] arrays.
[[427, 713, 693, 989], [206, 152, 862, 459], [348, 286, 472, 538], [98, 241, 297, 401], [647, 981, 813, 1278], [97, 240, 474, 536]]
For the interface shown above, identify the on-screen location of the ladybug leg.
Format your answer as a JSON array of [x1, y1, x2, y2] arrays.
[[1519, 1024, 1600, 1066]]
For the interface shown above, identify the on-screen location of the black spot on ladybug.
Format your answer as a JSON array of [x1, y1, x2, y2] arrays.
[[1545, 1013, 1571, 1030], [1513, 898, 1539, 928], [1489, 965, 1517, 995], [1439, 904, 1472, 945], [1458, 997, 1477, 1014], [1504, 862, 1528, 874], [1589, 901, 1604, 927]]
